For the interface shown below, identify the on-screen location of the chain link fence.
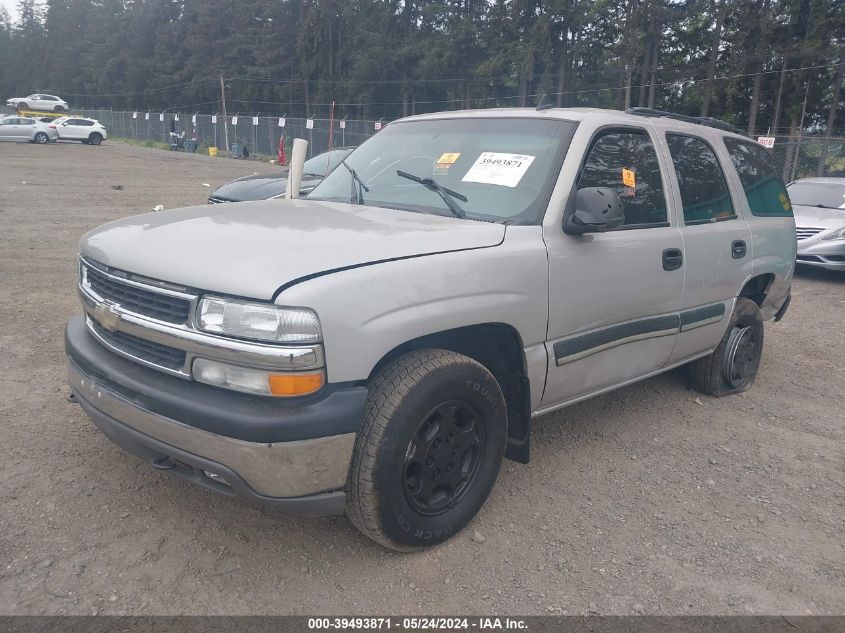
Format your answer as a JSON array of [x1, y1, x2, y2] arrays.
[[75, 109, 845, 179], [75, 109, 384, 160], [764, 135, 845, 182]]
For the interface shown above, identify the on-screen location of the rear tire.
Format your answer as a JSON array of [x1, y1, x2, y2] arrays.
[[34, 132, 49, 144], [346, 349, 507, 551], [690, 297, 763, 397], [88, 133, 102, 146]]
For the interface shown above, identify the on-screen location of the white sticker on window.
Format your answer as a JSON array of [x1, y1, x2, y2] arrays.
[[461, 152, 535, 188]]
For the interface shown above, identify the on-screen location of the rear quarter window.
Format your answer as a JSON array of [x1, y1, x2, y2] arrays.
[[724, 138, 793, 217]]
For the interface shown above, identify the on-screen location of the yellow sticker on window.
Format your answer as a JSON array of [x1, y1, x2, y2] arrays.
[[778, 192, 792, 211], [622, 168, 636, 188], [435, 152, 461, 168]]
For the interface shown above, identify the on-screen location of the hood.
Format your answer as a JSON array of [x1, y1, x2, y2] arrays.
[[792, 204, 845, 230], [211, 172, 323, 201], [81, 199, 505, 300]]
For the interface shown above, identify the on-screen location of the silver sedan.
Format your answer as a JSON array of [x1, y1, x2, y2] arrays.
[[790, 177, 845, 272], [0, 116, 59, 144]]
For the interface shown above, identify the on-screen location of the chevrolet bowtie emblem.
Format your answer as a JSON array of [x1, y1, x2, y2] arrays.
[[94, 303, 121, 332]]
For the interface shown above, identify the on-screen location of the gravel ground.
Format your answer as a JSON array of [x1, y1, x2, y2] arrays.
[[0, 139, 843, 616]]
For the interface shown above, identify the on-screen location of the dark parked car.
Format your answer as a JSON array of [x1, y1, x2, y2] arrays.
[[208, 147, 355, 203]]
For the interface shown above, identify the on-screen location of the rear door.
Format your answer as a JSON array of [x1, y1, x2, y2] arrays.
[[541, 125, 685, 407], [658, 130, 753, 363]]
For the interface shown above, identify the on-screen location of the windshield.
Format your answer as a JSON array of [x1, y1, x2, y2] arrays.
[[302, 148, 353, 177], [307, 117, 576, 224], [787, 181, 845, 210]]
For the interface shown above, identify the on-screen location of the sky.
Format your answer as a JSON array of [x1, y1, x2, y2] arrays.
[[0, 0, 19, 22]]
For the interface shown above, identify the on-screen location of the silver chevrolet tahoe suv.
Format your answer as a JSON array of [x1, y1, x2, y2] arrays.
[[66, 107, 795, 550]]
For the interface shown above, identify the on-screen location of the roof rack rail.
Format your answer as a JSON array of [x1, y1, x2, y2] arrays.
[[626, 107, 745, 136]]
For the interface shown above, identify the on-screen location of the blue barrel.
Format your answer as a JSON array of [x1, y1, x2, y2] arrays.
[[231, 143, 243, 159]]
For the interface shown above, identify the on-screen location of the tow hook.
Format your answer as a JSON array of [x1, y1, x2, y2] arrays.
[[66, 392, 78, 404]]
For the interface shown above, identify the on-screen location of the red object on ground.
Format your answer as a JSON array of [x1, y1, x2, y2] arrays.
[[278, 135, 287, 166]]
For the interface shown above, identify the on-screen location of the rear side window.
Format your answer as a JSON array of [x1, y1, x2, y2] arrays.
[[724, 138, 792, 217], [577, 129, 668, 227], [666, 134, 735, 224]]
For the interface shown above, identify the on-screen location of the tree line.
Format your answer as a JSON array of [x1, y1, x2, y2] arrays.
[[0, 0, 842, 136]]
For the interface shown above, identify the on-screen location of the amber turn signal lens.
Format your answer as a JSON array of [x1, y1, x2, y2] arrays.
[[268, 372, 324, 396]]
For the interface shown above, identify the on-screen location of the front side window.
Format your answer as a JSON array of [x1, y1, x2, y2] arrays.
[[724, 138, 792, 217], [576, 129, 668, 227], [308, 117, 576, 224], [666, 134, 735, 224]]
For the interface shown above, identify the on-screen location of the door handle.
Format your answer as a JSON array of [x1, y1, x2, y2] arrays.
[[731, 240, 747, 259], [662, 248, 683, 271]]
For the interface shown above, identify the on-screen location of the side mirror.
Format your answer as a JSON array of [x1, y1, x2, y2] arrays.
[[564, 187, 625, 235]]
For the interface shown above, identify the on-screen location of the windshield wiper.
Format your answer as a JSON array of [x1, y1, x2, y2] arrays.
[[396, 170, 468, 219], [339, 159, 368, 205]]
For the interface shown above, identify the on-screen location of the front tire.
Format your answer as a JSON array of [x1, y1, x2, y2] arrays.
[[16, 102, 28, 112], [53, 105, 65, 113], [34, 132, 49, 144], [690, 297, 764, 397], [88, 133, 102, 146], [346, 349, 507, 551]]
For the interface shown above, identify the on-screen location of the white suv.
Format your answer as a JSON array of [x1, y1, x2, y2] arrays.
[[6, 93, 68, 113], [54, 117, 108, 145]]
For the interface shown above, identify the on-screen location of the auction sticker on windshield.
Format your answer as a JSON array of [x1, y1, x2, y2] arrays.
[[461, 152, 535, 188]]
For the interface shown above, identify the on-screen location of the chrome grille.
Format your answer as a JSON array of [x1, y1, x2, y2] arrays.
[[795, 226, 825, 240], [84, 264, 192, 324], [89, 319, 187, 371]]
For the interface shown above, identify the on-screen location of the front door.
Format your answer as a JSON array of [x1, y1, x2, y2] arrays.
[[60, 119, 86, 139], [541, 126, 685, 408]]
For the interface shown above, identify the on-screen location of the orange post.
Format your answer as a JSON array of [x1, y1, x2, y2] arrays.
[[278, 135, 287, 166]]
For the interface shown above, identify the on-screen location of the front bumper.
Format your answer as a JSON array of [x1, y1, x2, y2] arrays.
[[796, 239, 845, 271], [66, 314, 368, 515]]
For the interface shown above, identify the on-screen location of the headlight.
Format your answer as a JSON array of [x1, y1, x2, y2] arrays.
[[193, 358, 324, 397], [197, 297, 321, 343], [819, 227, 845, 241]]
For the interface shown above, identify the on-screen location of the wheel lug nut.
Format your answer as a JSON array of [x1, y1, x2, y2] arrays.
[[433, 469, 440, 479], [426, 457, 434, 466], [446, 433, 454, 443], [433, 439, 440, 449], [451, 446, 459, 456], [446, 463, 453, 472]]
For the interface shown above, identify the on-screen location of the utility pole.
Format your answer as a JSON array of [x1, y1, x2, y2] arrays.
[[219, 74, 230, 152]]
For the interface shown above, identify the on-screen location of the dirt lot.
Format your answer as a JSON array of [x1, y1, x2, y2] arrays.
[[0, 139, 843, 617]]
